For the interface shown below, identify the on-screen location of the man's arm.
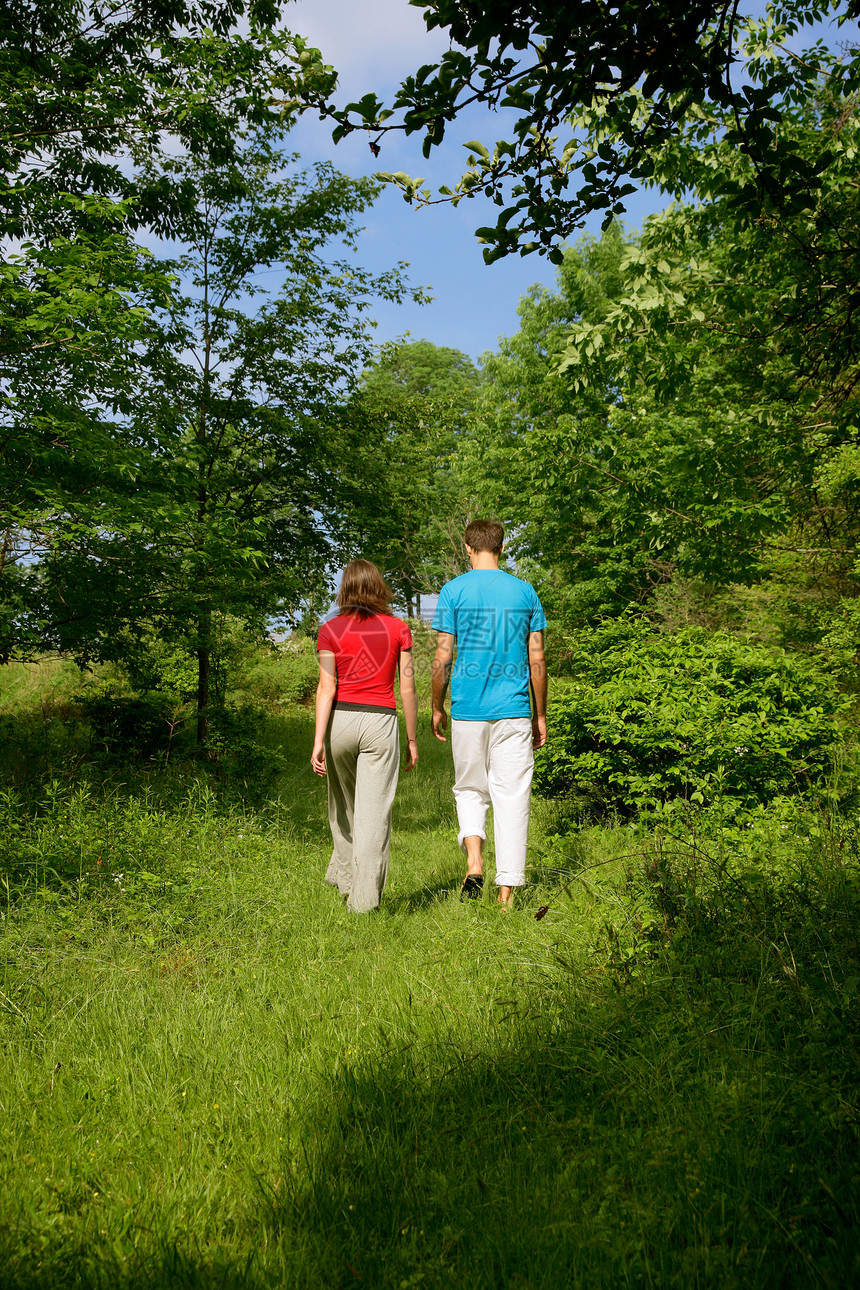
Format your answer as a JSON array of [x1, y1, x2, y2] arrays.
[[528, 630, 547, 750], [432, 631, 455, 741]]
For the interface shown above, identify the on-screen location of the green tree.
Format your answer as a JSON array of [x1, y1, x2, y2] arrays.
[[33, 143, 418, 745], [340, 340, 483, 610], [0, 201, 177, 660], [555, 67, 860, 601], [0, 1, 337, 659], [1, 1, 335, 237], [471, 46, 860, 633], [468, 223, 640, 625], [325, 1, 860, 261]]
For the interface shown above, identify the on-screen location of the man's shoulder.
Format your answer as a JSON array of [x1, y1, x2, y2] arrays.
[[438, 571, 471, 594], [439, 568, 541, 602], [489, 569, 543, 605], [501, 570, 539, 593], [436, 572, 475, 611]]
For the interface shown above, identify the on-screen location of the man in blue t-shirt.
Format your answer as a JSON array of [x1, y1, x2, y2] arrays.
[[431, 519, 547, 908]]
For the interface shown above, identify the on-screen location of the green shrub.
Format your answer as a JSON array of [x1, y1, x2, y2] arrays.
[[205, 701, 290, 803], [536, 618, 848, 818], [79, 688, 181, 759], [107, 632, 200, 700], [232, 635, 319, 708]]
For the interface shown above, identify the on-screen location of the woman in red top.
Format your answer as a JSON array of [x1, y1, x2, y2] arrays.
[[311, 559, 419, 912]]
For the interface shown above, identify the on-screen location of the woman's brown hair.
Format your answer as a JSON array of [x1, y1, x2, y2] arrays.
[[337, 559, 394, 618]]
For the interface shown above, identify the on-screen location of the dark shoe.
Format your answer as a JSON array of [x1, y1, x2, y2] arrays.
[[460, 874, 484, 902]]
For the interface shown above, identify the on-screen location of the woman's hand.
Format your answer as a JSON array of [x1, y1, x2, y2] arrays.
[[399, 650, 419, 772], [311, 740, 327, 776]]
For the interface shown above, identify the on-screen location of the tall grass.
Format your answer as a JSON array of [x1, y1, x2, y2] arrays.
[[0, 663, 858, 1287]]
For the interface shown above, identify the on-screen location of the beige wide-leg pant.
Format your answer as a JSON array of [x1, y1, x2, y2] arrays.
[[324, 708, 400, 913]]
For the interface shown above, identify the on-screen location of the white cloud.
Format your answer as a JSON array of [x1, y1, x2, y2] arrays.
[[283, 0, 496, 180], [285, 0, 447, 97]]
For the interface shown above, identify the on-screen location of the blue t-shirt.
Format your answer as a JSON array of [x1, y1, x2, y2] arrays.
[[432, 569, 547, 720]]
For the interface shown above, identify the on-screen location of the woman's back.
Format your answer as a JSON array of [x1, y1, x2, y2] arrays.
[[317, 612, 412, 710]]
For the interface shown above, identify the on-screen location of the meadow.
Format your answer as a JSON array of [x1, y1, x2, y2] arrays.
[[0, 650, 858, 1289]]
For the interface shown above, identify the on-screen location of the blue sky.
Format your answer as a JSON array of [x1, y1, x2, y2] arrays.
[[285, 0, 669, 363], [284, 1, 856, 364]]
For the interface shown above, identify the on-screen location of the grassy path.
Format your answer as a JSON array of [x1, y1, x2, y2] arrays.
[[1, 713, 858, 1287]]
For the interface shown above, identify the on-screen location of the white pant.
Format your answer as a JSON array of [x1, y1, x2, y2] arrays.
[[451, 718, 534, 887]]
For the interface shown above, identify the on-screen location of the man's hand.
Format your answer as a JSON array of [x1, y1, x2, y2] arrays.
[[532, 714, 547, 749], [432, 707, 448, 742], [431, 632, 454, 741]]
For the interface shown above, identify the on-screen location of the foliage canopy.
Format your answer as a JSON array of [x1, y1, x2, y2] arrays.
[[325, 1, 860, 261]]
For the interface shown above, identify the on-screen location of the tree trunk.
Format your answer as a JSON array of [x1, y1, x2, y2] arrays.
[[197, 607, 211, 750]]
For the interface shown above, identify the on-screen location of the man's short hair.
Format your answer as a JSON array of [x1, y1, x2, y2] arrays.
[[465, 519, 504, 554]]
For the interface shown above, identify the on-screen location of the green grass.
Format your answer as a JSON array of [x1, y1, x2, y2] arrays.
[[1, 699, 859, 1287]]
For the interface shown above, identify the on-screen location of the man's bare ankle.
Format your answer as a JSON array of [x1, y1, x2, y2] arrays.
[[463, 835, 484, 875]]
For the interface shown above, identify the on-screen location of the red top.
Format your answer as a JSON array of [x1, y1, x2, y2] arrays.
[[317, 613, 413, 710]]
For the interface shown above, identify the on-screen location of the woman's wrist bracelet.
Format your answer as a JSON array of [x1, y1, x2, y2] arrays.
[[407, 737, 417, 744]]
